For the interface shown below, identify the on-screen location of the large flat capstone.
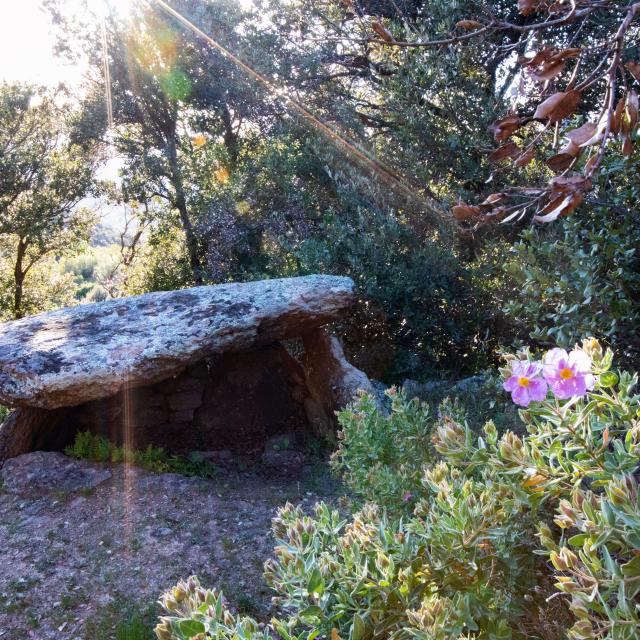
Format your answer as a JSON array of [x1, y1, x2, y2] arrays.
[[0, 275, 355, 410]]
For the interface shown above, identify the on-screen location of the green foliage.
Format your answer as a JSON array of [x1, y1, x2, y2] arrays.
[[85, 600, 156, 640], [126, 224, 195, 295], [0, 83, 98, 318], [158, 339, 640, 640], [298, 201, 498, 379], [0, 241, 78, 321], [0, 405, 8, 424], [331, 389, 436, 513], [154, 577, 309, 640], [497, 154, 640, 367], [65, 432, 217, 479]]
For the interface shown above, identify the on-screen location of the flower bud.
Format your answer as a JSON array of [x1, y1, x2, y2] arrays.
[[570, 597, 590, 620], [581, 338, 602, 363], [173, 585, 187, 602], [155, 619, 172, 640]]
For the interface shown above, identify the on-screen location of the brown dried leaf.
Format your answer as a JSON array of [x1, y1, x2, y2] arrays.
[[546, 152, 577, 172], [549, 175, 591, 193], [520, 47, 580, 67], [548, 1, 566, 13], [456, 20, 483, 30], [622, 133, 633, 157], [530, 60, 565, 83], [519, 0, 541, 16], [535, 191, 583, 222], [482, 192, 506, 205], [514, 147, 536, 167], [626, 61, 640, 83], [566, 122, 597, 145], [627, 90, 638, 131], [488, 141, 520, 163], [488, 115, 524, 141], [519, 48, 552, 67], [613, 96, 626, 135], [584, 153, 598, 174], [371, 21, 395, 43], [452, 203, 482, 220], [534, 90, 581, 123]]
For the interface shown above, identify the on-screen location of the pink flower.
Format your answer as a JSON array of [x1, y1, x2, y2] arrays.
[[542, 348, 595, 399], [504, 360, 548, 407]]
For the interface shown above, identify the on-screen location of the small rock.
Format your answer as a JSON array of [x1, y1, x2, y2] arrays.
[[1, 452, 111, 496], [193, 450, 234, 467], [261, 448, 306, 477]]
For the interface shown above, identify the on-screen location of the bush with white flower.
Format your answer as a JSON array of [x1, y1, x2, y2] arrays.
[[157, 338, 640, 640]]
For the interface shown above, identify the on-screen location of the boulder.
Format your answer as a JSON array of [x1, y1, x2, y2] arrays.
[[0, 276, 376, 465], [0, 275, 354, 410]]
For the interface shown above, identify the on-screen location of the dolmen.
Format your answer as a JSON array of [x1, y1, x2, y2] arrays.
[[0, 275, 373, 464]]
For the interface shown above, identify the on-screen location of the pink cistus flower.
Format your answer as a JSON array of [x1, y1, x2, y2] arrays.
[[543, 348, 595, 399], [503, 360, 548, 407]]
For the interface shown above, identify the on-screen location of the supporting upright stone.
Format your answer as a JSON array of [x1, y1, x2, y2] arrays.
[[301, 328, 375, 437], [0, 407, 70, 466]]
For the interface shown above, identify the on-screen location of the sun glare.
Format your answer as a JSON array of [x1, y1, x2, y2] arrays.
[[0, 0, 132, 87], [88, 0, 134, 19]]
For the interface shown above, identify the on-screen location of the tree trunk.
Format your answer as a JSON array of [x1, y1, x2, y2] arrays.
[[221, 105, 238, 166], [13, 237, 26, 319], [166, 139, 204, 284]]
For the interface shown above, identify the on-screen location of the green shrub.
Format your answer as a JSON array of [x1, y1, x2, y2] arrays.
[[497, 157, 640, 369], [298, 205, 499, 380], [155, 577, 313, 640], [156, 339, 640, 640], [65, 432, 217, 478], [0, 405, 8, 424], [331, 389, 437, 514]]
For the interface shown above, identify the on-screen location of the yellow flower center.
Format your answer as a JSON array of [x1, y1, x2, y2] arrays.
[[518, 377, 530, 388], [560, 367, 574, 380]]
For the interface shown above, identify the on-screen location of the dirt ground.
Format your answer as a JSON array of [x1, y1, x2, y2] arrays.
[[0, 451, 341, 640]]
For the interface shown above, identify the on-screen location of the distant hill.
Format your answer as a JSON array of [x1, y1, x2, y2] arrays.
[[90, 222, 121, 248]]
